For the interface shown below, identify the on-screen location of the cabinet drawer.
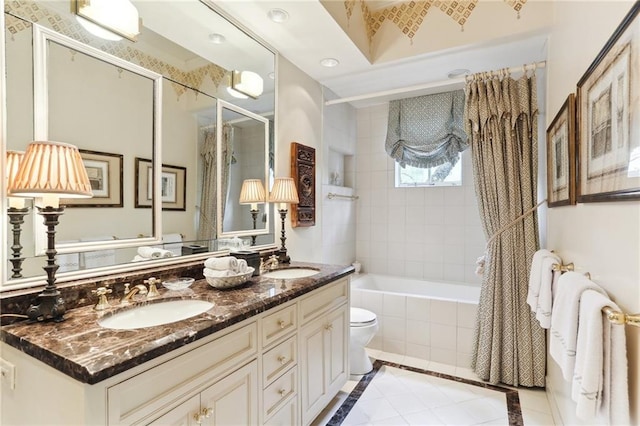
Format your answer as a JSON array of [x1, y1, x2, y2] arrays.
[[107, 322, 258, 425], [263, 336, 297, 386], [264, 396, 298, 426], [299, 279, 348, 324], [263, 367, 297, 419], [262, 303, 297, 347]]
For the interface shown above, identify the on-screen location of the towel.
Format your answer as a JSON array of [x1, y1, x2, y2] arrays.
[[527, 249, 561, 314], [204, 256, 238, 271], [162, 233, 183, 257], [236, 259, 248, 273], [534, 256, 561, 328], [549, 272, 607, 381], [80, 236, 116, 269], [203, 268, 235, 277], [137, 246, 173, 259], [131, 255, 150, 262], [572, 290, 629, 424]]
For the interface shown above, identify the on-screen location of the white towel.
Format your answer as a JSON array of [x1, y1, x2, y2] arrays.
[[131, 255, 150, 262], [203, 268, 235, 277], [534, 257, 561, 328], [204, 256, 238, 271], [236, 259, 248, 273], [137, 246, 173, 259], [549, 272, 607, 381], [572, 290, 629, 425], [527, 249, 561, 314], [162, 233, 183, 257]]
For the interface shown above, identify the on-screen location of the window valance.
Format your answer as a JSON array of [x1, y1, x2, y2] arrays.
[[385, 89, 468, 169]]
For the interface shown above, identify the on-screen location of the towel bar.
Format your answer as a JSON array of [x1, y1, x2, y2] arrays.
[[551, 262, 574, 272], [602, 306, 640, 328], [327, 193, 359, 200]]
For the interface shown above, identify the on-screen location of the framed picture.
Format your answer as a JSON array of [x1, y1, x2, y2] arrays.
[[546, 94, 576, 207], [576, 2, 640, 202], [62, 150, 123, 207], [135, 158, 186, 211]]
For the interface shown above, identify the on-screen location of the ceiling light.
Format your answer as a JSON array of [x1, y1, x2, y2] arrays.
[[320, 58, 340, 68], [208, 33, 226, 44], [228, 70, 264, 99], [447, 68, 470, 79], [267, 8, 289, 23], [74, 0, 140, 42]]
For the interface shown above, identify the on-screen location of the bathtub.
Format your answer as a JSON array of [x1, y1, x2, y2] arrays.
[[350, 273, 480, 368]]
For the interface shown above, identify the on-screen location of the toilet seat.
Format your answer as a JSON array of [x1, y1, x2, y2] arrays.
[[350, 307, 377, 327]]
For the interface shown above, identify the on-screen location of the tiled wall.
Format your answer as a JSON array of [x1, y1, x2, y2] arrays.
[[352, 287, 478, 367], [355, 104, 486, 285]]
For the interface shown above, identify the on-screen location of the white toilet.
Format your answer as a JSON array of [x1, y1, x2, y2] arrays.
[[349, 307, 379, 375]]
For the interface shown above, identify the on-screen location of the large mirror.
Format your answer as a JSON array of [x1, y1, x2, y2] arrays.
[[2, 0, 276, 287]]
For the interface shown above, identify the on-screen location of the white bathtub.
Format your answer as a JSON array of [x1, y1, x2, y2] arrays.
[[350, 273, 480, 368]]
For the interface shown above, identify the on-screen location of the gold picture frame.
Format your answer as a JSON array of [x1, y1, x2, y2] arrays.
[[135, 157, 186, 211], [546, 94, 576, 207], [576, 2, 640, 202], [62, 149, 123, 207]]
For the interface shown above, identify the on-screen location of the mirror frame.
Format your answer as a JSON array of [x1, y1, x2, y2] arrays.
[[216, 99, 271, 240], [31, 24, 164, 256]]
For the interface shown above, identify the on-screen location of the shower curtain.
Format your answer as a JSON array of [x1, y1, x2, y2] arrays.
[[197, 125, 233, 243], [465, 70, 546, 387]]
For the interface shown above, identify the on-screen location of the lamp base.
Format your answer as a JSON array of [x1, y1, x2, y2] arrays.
[[26, 289, 66, 322]]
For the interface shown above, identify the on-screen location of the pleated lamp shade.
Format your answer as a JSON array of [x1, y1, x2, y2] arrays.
[[8, 141, 93, 203], [269, 177, 299, 208], [6, 150, 26, 208], [239, 179, 266, 208]]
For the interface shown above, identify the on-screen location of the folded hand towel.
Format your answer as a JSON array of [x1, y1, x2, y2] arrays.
[[549, 272, 607, 381], [571, 290, 629, 424], [204, 256, 238, 271], [137, 246, 173, 259], [527, 249, 561, 314], [534, 256, 561, 329], [203, 268, 235, 277]]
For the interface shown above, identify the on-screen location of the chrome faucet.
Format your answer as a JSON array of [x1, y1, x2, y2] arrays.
[[260, 255, 279, 274], [121, 283, 148, 304]]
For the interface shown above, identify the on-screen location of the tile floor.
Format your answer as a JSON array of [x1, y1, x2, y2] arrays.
[[311, 349, 556, 426]]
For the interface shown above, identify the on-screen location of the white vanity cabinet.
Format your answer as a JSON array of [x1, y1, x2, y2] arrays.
[[0, 275, 350, 426], [299, 279, 349, 426]]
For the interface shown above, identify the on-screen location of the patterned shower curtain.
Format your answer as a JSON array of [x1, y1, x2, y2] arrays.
[[197, 125, 233, 243], [464, 70, 546, 387]]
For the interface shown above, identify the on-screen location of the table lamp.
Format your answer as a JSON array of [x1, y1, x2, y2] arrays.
[[268, 177, 299, 263], [239, 179, 266, 246], [6, 150, 29, 278]]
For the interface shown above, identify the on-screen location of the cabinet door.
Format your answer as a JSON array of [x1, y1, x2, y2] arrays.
[[200, 361, 259, 426], [300, 315, 328, 425], [147, 395, 200, 426], [326, 305, 348, 397]]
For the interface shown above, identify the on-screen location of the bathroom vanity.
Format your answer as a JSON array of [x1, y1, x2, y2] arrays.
[[0, 263, 352, 425]]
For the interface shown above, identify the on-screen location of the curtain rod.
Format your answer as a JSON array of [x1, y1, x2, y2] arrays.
[[325, 60, 546, 106]]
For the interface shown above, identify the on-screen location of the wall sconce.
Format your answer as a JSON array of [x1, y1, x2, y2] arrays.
[[9, 141, 93, 322], [239, 179, 266, 246], [6, 150, 29, 278], [73, 0, 140, 42], [268, 177, 299, 263], [227, 70, 264, 99]]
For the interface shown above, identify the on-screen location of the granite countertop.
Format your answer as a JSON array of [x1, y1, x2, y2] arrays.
[[1, 262, 353, 385]]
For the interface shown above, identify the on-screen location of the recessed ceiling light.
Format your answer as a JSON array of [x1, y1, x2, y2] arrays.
[[267, 8, 289, 23], [208, 33, 226, 44], [447, 68, 470, 79], [320, 58, 339, 68]]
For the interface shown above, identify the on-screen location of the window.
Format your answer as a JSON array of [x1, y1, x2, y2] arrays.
[[395, 152, 462, 187]]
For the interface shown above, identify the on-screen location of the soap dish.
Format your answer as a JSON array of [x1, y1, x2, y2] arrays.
[[162, 277, 195, 291]]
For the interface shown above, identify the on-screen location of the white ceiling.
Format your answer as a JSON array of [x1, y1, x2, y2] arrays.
[[215, 0, 549, 109]]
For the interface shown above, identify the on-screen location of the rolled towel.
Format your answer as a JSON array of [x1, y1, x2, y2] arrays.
[[203, 268, 235, 277], [204, 256, 238, 271], [132, 255, 150, 262], [236, 259, 248, 273], [138, 246, 173, 259]]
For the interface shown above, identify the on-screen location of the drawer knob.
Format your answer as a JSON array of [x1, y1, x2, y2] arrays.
[[194, 407, 213, 423], [278, 319, 286, 329], [278, 355, 287, 364], [278, 388, 287, 396], [203, 407, 213, 418]]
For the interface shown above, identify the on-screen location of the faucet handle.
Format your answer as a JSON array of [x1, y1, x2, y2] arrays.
[[144, 277, 161, 298], [92, 287, 112, 311]]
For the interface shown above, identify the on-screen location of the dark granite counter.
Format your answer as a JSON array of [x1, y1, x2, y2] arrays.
[[1, 262, 354, 385]]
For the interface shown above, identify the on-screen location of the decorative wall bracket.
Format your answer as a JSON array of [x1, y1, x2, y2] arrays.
[[290, 142, 315, 227]]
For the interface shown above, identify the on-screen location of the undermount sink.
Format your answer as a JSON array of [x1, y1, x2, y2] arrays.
[[98, 300, 214, 330], [262, 267, 320, 280]]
